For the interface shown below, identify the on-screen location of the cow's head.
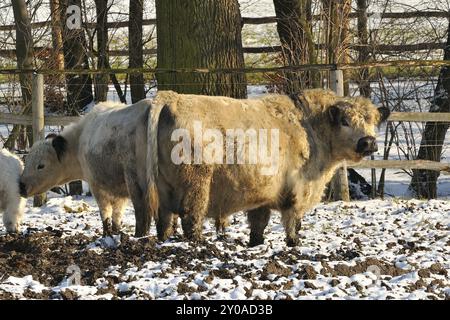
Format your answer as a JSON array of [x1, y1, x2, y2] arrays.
[[327, 97, 390, 162], [20, 135, 68, 197]]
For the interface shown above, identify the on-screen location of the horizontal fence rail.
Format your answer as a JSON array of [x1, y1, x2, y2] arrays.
[[1, 109, 449, 175], [1, 42, 445, 59], [3, 59, 450, 76], [0, 11, 448, 32], [350, 160, 450, 175]]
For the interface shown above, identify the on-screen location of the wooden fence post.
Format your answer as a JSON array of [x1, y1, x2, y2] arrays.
[[32, 73, 47, 207], [330, 69, 350, 201]]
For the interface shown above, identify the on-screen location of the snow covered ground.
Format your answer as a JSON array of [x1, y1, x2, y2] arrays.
[[0, 194, 448, 300]]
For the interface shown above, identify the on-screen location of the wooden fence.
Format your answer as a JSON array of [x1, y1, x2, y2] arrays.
[[0, 11, 448, 59], [1, 66, 450, 201]]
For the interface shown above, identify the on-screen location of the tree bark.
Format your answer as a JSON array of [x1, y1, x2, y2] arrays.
[[5, 0, 34, 150], [410, 21, 450, 199], [273, 0, 317, 93], [129, 0, 145, 103], [155, 0, 247, 98], [50, 0, 65, 72], [356, 0, 370, 97], [94, 0, 109, 102], [61, 0, 93, 115]]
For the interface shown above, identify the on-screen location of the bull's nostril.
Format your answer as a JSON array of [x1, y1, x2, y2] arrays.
[[357, 136, 377, 155]]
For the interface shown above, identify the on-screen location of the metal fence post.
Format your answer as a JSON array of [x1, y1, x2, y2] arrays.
[[330, 69, 350, 202], [32, 73, 47, 207]]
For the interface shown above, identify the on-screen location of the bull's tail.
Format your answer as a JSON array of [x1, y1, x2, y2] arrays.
[[146, 102, 164, 223]]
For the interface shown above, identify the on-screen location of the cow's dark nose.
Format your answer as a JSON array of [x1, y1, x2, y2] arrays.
[[19, 181, 27, 198], [356, 136, 378, 156]]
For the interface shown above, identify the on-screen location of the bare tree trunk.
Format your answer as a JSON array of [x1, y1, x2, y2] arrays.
[[273, 0, 317, 93], [410, 21, 450, 199], [94, 0, 109, 102], [46, 0, 65, 112], [5, 0, 34, 150], [129, 0, 145, 103], [156, 0, 247, 98], [61, 0, 93, 115], [50, 0, 65, 72], [322, 0, 351, 68], [357, 0, 370, 97]]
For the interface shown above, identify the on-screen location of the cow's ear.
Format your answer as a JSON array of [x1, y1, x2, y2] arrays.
[[378, 107, 390, 124], [45, 133, 58, 140], [328, 105, 341, 126], [52, 136, 67, 161]]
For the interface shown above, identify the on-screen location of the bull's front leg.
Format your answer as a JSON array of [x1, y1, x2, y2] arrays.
[[156, 207, 175, 241], [281, 208, 302, 247], [247, 207, 271, 247], [180, 176, 211, 242]]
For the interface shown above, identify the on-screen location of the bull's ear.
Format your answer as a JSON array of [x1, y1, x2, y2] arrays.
[[52, 136, 67, 161], [328, 105, 341, 126], [378, 107, 390, 124]]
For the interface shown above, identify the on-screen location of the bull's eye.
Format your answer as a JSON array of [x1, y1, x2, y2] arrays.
[[37, 164, 45, 170], [341, 118, 350, 127]]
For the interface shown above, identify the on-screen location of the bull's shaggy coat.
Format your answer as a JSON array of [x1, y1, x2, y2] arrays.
[[0, 149, 25, 233], [149, 89, 389, 246]]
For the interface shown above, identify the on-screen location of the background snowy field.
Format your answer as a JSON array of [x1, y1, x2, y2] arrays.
[[0, 194, 448, 300]]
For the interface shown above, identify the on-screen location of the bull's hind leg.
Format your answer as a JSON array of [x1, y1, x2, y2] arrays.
[[281, 208, 301, 247], [112, 198, 127, 234], [247, 207, 271, 247]]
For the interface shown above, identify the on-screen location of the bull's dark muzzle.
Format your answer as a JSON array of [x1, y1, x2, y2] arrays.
[[356, 136, 378, 156], [19, 181, 27, 198]]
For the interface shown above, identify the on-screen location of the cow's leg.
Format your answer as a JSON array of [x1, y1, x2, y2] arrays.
[[156, 206, 175, 241], [247, 207, 271, 247], [296, 219, 302, 233], [125, 174, 151, 237], [112, 198, 127, 234], [180, 177, 211, 242], [91, 187, 113, 236], [281, 208, 300, 247], [3, 194, 25, 234], [215, 216, 229, 238], [171, 214, 179, 235]]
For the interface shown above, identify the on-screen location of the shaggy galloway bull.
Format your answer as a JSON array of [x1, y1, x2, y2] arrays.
[[148, 89, 390, 246], [20, 100, 155, 237], [0, 149, 26, 233]]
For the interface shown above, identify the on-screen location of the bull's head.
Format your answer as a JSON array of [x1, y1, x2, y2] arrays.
[[20, 135, 68, 197], [327, 98, 390, 162]]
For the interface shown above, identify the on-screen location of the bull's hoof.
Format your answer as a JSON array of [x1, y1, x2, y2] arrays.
[[249, 233, 264, 247], [286, 237, 300, 247], [295, 220, 302, 233], [102, 220, 113, 237], [112, 223, 122, 234], [157, 231, 171, 242], [184, 231, 203, 243]]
